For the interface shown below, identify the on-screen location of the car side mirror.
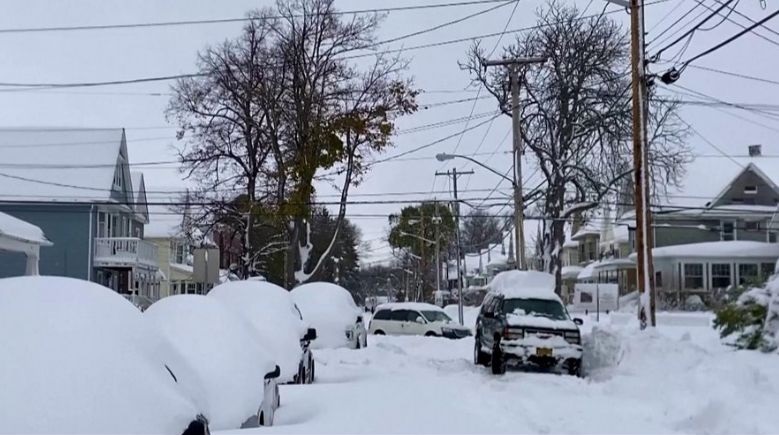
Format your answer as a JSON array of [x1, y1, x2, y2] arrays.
[[573, 318, 584, 326], [264, 365, 281, 380], [304, 328, 317, 341], [415, 316, 426, 324]]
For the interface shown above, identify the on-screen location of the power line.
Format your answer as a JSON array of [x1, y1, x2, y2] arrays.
[[650, 0, 738, 61], [682, 63, 779, 88], [648, 0, 708, 47], [0, 0, 512, 34]]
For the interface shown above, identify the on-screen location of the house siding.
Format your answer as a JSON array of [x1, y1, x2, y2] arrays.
[[0, 204, 92, 280], [711, 168, 779, 207]]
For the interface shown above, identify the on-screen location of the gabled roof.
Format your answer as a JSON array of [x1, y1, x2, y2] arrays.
[[0, 128, 127, 203], [708, 163, 779, 208], [130, 172, 149, 223]]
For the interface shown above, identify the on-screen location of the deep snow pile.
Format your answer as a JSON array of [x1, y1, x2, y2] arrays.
[[208, 281, 306, 382], [0, 276, 202, 434], [223, 311, 779, 435], [145, 295, 276, 430], [292, 282, 360, 349]]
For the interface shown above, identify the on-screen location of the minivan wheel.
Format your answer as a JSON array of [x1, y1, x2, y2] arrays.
[[491, 340, 506, 375], [425, 331, 438, 337], [474, 336, 490, 366], [374, 330, 385, 335]]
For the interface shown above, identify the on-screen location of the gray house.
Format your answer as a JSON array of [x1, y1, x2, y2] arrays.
[[0, 128, 160, 302], [570, 145, 779, 306]]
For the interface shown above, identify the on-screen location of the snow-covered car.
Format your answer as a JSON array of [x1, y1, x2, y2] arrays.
[[368, 302, 472, 338], [208, 280, 317, 384], [145, 294, 281, 429], [292, 282, 367, 349], [0, 276, 209, 435], [474, 270, 584, 376]]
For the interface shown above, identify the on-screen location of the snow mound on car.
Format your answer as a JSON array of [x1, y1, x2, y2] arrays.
[[145, 294, 275, 430], [292, 282, 361, 349], [488, 270, 560, 301], [208, 280, 305, 382], [0, 276, 201, 434]]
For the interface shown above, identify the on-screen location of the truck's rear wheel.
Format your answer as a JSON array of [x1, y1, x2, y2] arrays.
[[491, 340, 506, 375], [474, 336, 490, 366]]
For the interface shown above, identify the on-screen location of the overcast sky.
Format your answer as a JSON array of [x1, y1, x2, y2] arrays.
[[1, 0, 777, 265]]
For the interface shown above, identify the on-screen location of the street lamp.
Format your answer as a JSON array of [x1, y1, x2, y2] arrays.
[[435, 152, 523, 271]]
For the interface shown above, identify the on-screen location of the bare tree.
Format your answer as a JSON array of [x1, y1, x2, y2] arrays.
[[463, 0, 689, 291]]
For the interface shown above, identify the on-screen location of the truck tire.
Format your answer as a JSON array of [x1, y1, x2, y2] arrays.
[[491, 340, 506, 375], [474, 335, 490, 366]]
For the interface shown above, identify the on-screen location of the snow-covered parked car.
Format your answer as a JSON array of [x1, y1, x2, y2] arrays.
[[474, 270, 584, 376], [0, 276, 209, 435], [145, 294, 281, 429], [369, 302, 472, 338], [208, 280, 317, 384], [292, 282, 367, 349]]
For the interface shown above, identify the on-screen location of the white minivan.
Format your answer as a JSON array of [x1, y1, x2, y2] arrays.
[[368, 302, 471, 338]]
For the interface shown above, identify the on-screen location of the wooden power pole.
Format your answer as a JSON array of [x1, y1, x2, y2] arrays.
[[482, 56, 546, 271], [629, 0, 657, 328]]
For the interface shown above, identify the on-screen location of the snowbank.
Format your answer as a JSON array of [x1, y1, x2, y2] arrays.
[[376, 302, 443, 312], [488, 270, 560, 301], [208, 281, 305, 383], [292, 282, 360, 349], [631, 240, 779, 259], [0, 211, 49, 245], [0, 276, 202, 434], [145, 295, 275, 430], [443, 304, 480, 329]]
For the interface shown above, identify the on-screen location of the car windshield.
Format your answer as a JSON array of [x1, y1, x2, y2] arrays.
[[421, 310, 452, 323], [503, 298, 568, 321]]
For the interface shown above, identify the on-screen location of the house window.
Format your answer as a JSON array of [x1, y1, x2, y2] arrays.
[[744, 185, 758, 195], [738, 264, 759, 286], [683, 263, 704, 289], [580, 292, 593, 303], [761, 262, 775, 281], [113, 164, 124, 189], [711, 263, 732, 289], [721, 222, 735, 241], [655, 271, 663, 289], [745, 221, 761, 232], [769, 232, 778, 243], [97, 212, 108, 237]]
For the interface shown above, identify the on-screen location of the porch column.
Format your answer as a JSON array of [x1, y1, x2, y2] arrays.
[[24, 246, 40, 276]]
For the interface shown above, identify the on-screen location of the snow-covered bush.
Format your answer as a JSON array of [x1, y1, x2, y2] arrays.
[[713, 284, 775, 351]]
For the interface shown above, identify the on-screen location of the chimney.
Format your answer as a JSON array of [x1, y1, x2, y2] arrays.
[[749, 144, 762, 157]]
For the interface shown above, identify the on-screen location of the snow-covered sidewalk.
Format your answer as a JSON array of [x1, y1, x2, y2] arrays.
[[225, 313, 779, 434]]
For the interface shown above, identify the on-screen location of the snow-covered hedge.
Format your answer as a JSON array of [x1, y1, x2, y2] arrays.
[[713, 279, 779, 353]]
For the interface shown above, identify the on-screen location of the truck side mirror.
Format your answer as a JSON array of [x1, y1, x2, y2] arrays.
[[304, 327, 317, 341], [573, 318, 584, 326]]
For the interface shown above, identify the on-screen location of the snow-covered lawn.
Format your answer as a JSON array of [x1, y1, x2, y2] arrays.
[[224, 312, 779, 434]]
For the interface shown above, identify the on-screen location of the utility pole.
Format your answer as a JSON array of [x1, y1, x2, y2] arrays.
[[436, 168, 474, 325], [483, 56, 546, 271], [628, 0, 656, 329], [433, 200, 442, 295]]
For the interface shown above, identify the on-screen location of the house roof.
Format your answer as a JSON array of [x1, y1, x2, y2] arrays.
[[628, 241, 779, 260], [0, 211, 51, 246], [144, 204, 183, 239], [0, 128, 126, 203], [662, 153, 779, 209]]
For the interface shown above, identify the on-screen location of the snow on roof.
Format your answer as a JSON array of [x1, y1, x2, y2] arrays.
[[144, 295, 275, 430], [0, 276, 203, 433], [0, 211, 51, 245], [376, 302, 443, 312], [563, 238, 579, 248], [207, 281, 305, 382], [0, 128, 125, 202], [292, 282, 360, 349], [571, 222, 601, 241], [577, 261, 600, 280], [613, 224, 630, 243], [629, 241, 779, 259], [594, 258, 635, 270], [561, 265, 583, 279], [663, 154, 779, 208], [145, 203, 183, 239], [487, 270, 560, 301]]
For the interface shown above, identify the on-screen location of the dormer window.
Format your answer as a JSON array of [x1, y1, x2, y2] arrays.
[[744, 185, 758, 195], [113, 164, 124, 189]]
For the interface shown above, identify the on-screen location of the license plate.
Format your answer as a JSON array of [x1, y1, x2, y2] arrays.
[[536, 347, 553, 357]]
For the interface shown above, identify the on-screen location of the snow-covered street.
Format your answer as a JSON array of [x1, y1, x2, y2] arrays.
[[227, 312, 779, 434]]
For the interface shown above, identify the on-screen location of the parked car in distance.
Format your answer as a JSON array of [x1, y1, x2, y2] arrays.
[[0, 276, 209, 435], [145, 294, 281, 429], [474, 270, 583, 376], [369, 302, 472, 338], [292, 282, 367, 349], [208, 280, 317, 384]]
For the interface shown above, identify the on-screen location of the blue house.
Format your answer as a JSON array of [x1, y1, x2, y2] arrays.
[[0, 128, 161, 302]]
